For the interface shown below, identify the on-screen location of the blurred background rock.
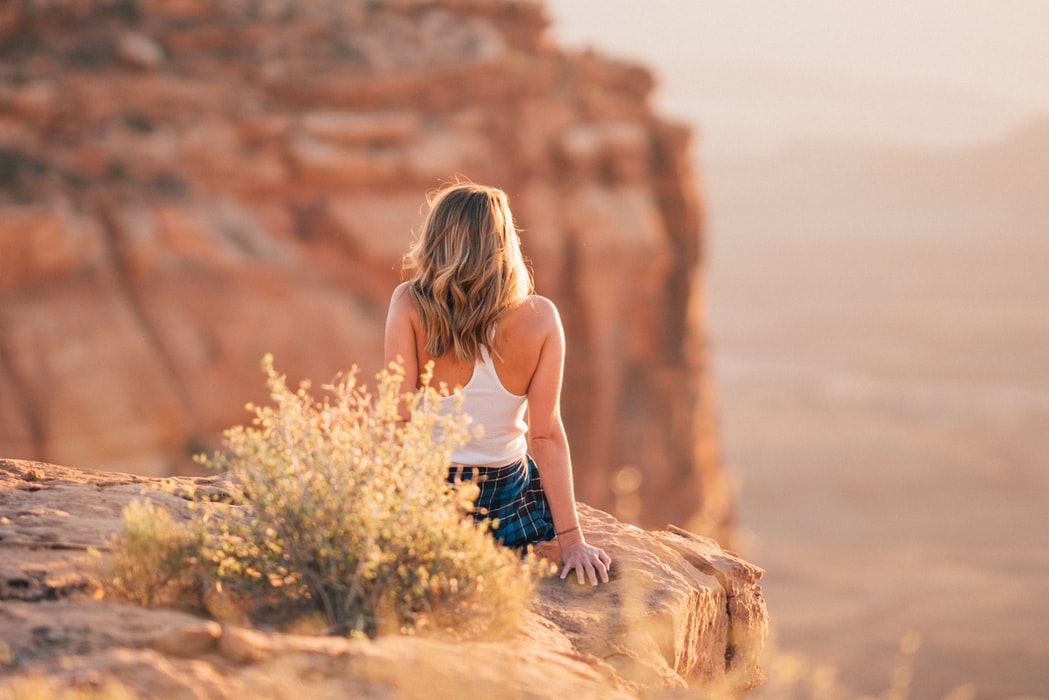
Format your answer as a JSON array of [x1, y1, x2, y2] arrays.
[[0, 1, 726, 538], [548, 1, 1049, 698]]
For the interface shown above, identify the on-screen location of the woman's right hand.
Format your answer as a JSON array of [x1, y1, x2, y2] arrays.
[[558, 534, 612, 585]]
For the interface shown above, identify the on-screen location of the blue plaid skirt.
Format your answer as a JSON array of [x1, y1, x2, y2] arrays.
[[448, 455, 555, 549]]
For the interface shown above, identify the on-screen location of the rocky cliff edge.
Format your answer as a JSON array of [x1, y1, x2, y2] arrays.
[[0, 459, 766, 698]]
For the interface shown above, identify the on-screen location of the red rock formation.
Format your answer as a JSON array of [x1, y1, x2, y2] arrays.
[[0, 0, 729, 536]]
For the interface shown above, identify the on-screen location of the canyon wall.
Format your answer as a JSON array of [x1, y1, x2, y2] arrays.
[[0, 0, 729, 536]]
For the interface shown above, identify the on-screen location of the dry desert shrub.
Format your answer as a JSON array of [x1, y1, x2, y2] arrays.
[[109, 355, 546, 638], [106, 497, 201, 607]]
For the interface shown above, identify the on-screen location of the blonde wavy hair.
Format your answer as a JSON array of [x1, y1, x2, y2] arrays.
[[405, 183, 533, 363]]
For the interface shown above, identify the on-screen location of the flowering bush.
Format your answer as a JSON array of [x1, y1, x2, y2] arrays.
[[178, 355, 544, 637]]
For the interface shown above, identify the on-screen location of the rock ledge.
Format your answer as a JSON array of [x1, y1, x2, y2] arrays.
[[0, 459, 767, 698]]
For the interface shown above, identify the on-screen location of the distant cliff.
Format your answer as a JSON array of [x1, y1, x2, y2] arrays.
[[0, 0, 728, 536]]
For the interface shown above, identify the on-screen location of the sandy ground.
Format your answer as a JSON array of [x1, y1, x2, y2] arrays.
[[704, 149, 1049, 699]]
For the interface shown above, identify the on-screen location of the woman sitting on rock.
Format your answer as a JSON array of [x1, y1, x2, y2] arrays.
[[384, 181, 611, 586]]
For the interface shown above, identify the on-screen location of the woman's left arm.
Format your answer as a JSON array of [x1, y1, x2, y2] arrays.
[[384, 282, 420, 414]]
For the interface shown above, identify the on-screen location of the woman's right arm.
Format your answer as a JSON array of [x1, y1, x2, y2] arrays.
[[526, 297, 611, 585]]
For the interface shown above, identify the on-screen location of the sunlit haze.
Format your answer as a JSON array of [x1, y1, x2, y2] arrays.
[[546, 2, 1049, 697], [547, 0, 1049, 157]]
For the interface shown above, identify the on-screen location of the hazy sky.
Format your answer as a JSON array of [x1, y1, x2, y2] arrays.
[[545, 1, 1049, 157]]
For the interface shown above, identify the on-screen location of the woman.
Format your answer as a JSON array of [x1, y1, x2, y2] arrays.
[[384, 182, 611, 586]]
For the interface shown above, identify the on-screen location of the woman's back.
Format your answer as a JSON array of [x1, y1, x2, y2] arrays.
[[413, 294, 551, 397], [384, 181, 609, 584]]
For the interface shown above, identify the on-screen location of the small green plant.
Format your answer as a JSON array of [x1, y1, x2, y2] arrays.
[[188, 355, 545, 637], [106, 498, 200, 607]]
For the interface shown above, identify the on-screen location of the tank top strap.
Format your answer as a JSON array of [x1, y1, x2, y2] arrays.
[[475, 346, 519, 398], [476, 344, 497, 369]]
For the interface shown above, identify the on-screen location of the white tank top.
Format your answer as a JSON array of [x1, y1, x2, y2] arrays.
[[443, 347, 528, 467]]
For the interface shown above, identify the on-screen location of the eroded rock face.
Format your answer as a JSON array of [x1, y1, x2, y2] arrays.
[[0, 459, 766, 698], [0, 0, 727, 535]]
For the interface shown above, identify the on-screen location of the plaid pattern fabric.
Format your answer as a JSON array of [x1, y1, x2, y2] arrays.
[[448, 455, 555, 549]]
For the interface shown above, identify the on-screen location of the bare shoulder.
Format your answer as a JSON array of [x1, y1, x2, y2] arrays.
[[391, 280, 412, 302], [388, 281, 417, 316], [494, 296, 562, 365], [498, 296, 562, 348], [508, 294, 562, 330]]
